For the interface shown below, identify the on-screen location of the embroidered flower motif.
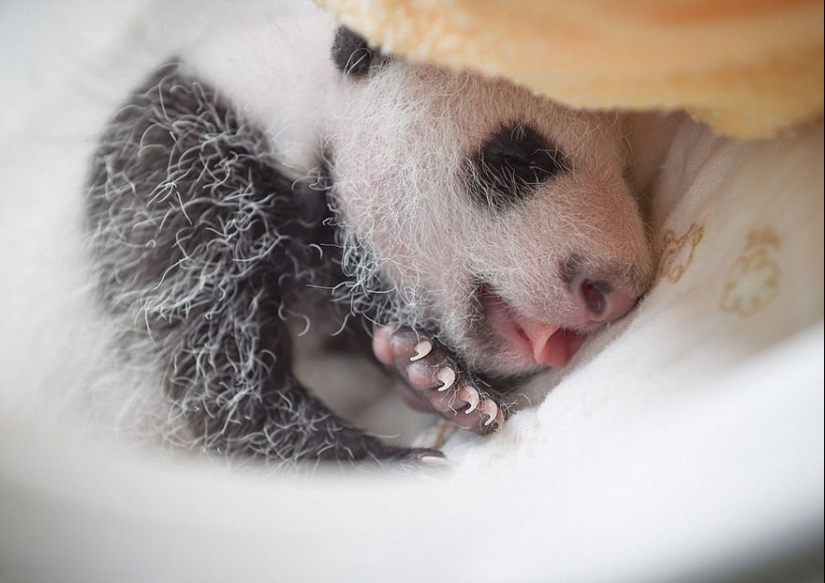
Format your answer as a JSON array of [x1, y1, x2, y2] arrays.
[[720, 228, 781, 316], [657, 223, 704, 284]]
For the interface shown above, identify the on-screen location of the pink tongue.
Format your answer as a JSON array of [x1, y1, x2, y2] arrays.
[[484, 290, 585, 368], [515, 320, 585, 368]]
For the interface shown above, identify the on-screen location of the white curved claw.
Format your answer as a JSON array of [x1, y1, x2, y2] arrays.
[[490, 410, 505, 432], [458, 385, 480, 413], [482, 400, 499, 426], [435, 366, 456, 392], [409, 339, 433, 362]]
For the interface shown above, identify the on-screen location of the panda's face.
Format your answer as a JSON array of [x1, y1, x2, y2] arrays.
[[326, 29, 654, 378]]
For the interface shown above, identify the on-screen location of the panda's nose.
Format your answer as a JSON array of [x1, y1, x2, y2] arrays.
[[577, 278, 639, 323], [560, 254, 647, 324]]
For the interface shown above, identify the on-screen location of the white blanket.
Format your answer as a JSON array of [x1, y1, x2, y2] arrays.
[[0, 1, 822, 581]]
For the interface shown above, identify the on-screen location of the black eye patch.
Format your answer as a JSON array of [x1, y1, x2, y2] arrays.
[[466, 123, 570, 211], [331, 26, 388, 78]]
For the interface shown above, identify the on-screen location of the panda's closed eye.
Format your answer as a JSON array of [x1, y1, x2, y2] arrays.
[[466, 123, 570, 211]]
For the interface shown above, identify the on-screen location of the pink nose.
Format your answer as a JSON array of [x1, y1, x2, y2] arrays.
[[578, 279, 639, 323]]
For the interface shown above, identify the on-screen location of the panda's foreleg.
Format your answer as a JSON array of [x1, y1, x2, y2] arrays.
[[86, 63, 440, 464], [162, 306, 439, 463]]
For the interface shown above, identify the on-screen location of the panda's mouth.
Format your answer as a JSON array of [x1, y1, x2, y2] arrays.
[[474, 284, 586, 369]]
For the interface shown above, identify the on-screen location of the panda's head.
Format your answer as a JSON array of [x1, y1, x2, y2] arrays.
[[325, 27, 654, 379]]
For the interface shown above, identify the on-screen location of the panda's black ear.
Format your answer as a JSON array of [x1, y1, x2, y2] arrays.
[[332, 26, 388, 78]]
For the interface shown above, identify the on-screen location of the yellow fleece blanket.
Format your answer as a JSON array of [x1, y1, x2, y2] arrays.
[[319, 0, 823, 138]]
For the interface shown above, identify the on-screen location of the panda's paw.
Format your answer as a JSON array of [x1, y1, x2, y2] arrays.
[[383, 446, 450, 467], [373, 324, 505, 436]]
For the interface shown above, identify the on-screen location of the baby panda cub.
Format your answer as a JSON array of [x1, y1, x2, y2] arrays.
[[86, 16, 654, 464]]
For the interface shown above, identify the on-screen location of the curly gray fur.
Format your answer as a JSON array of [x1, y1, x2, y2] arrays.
[[86, 62, 431, 464]]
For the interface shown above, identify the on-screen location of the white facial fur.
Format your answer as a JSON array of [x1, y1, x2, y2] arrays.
[[327, 61, 654, 377]]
